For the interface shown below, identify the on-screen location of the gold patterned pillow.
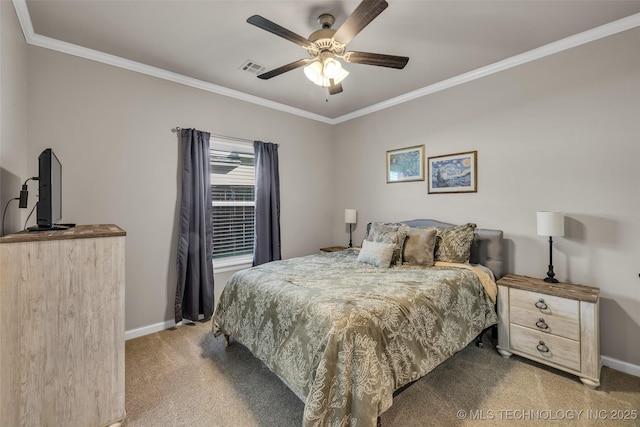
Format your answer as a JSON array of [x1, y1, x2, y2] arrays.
[[365, 222, 403, 238], [434, 223, 477, 263], [367, 223, 408, 265]]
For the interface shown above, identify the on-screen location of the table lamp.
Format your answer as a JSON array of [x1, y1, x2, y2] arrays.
[[345, 209, 357, 248], [536, 211, 565, 283]]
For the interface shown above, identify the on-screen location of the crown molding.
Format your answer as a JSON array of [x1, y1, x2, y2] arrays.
[[11, 0, 640, 126], [334, 12, 640, 124], [10, 0, 334, 125]]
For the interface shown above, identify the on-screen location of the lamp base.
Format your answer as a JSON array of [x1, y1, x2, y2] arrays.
[[543, 237, 560, 283], [543, 264, 559, 283]]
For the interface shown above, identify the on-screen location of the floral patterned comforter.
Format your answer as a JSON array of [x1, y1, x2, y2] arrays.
[[211, 249, 498, 427]]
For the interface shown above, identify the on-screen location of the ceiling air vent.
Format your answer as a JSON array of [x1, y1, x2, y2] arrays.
[[240, 60, 266, 75]]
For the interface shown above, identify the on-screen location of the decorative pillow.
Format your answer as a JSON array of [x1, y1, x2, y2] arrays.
[[365, 222, 402, 240], [356, 239, 395, 268], [367, 222, 408, 266], [434, 223, 477, 263], [402, 227, 437, 266]]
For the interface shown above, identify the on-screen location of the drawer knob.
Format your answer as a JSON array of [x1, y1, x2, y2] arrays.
[[534, 299, 548, 310], [536, 341, 550, 353], [536, 318, 549, 330]]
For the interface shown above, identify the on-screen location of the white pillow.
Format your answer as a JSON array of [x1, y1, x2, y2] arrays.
[[356, 239, 395, 268]]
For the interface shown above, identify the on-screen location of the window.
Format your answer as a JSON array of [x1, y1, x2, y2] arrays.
[[210, 139, 255, 268]]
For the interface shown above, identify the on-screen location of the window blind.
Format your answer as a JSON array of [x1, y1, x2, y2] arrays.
[[210, 145, 255, 259]]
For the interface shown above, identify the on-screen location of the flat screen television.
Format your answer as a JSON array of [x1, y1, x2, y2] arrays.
[[35, 148, 63, 229]]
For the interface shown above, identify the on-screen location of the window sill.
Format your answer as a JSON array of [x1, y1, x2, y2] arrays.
[[213, 255, 253, 273]]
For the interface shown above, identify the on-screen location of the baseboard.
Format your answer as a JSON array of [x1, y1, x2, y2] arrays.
[[125, 320, 176, 340], [125, 315, 207, 341], [602, 355, 640, 378]]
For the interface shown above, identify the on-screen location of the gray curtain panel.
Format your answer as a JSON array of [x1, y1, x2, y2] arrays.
[[175, 128, 214, 323], [253, 141, 281, 266]]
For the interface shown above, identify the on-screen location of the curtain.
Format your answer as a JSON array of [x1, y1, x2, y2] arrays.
[[253, 141, 281, 266], [175, 128, 214, 323]]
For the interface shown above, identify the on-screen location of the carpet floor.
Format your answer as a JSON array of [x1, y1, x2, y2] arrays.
[[125, 320, 640, 426]]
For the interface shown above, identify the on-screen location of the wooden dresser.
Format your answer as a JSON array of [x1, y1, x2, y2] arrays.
[[496, 274, 601, 388], [0, 224, 126, 426]]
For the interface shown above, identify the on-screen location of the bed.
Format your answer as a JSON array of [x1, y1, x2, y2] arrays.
[[211, 219, 503, 426]]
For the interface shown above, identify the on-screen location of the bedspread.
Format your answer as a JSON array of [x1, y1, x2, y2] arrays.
[[211, 249, 498, 427]]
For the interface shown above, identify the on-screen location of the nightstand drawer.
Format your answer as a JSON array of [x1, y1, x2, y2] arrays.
[[510, 324, 580, 371], [510, 305, 579, 341], [510, 288, 579, 321]]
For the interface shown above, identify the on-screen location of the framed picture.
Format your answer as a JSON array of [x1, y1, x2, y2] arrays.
[[386, 145, 425, 183], [427, 151, 477, 194]]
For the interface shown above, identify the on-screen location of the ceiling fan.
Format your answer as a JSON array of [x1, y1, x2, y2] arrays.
[[247, 0, 409, 95]]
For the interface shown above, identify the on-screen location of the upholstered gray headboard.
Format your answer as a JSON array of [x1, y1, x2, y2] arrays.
[[366, 219, 504, 280]]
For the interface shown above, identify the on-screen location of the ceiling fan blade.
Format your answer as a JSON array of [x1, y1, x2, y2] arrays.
[[257, 59, 311, 80], [333, 0, 389, 45], [344, 51, 409, 69], [247, 15, 314, 49], [328, 80, 343, 95]]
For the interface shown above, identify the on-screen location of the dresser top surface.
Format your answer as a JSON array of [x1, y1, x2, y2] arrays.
[[497, 274, 599, 303], [0, 224, 126, 244]]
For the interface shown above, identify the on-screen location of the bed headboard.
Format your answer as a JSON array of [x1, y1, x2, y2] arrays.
[[366, 219, 504, 279]]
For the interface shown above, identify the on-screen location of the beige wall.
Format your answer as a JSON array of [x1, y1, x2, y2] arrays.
[[25, 47, 335, 331], [0, 1, 28, 234], [332, 28, 640, 366]]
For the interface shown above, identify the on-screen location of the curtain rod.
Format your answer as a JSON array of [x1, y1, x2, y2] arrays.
[[173, 127, 254, 144]]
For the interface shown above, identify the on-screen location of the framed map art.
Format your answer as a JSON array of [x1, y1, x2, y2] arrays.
[[428, 151, 477, 194], [386, 145, 425, 183]]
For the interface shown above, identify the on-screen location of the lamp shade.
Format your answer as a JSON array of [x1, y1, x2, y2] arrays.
[[303, 61, 323, 84], [345, 209, 357, 224], [323, 58, 342, 79], [537, 211, 565, 237]]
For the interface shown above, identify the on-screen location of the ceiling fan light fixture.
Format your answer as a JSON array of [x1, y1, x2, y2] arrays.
[[304, 60, 349, 88]]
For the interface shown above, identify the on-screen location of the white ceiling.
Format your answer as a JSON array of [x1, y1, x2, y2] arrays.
[[19, 1, 640, 122]]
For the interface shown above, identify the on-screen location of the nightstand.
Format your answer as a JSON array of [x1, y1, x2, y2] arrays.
[[320, 246, 348, 253], [496, 274, 601, 388]]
